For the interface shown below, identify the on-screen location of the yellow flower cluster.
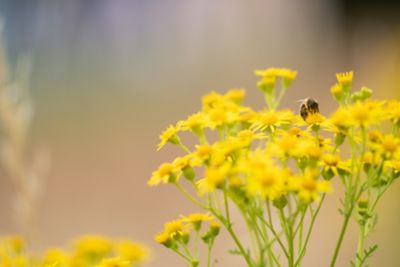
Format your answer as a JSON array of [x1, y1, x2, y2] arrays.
[[150, 68, 400, 267], [0, 235, 149, 267], [151, 84, 334, 203], [155, 213, 219, 248]]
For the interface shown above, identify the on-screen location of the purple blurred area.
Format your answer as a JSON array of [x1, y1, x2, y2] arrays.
[[0, 1, 399, 266]]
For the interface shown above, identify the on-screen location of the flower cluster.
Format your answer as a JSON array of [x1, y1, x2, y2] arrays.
[[150, 67, 399, 267], [0, 235, 149, 267], [155, 213, 220, 267]]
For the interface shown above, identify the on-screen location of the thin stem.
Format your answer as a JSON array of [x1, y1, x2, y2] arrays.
[[178, 142, 191, 154], [207, 239, 215, 267], [209, 208, 254, 267], [175, 183, 207, 209], [226, 220, 254, 267], [266, 201, 289, 258], [295, 195, 325, 266], [172, 247, 192, 262], [329, 204, 355, 267], [278, 208, 294, 267], [212, 192, 222, 213], [295, 208, 307, 257], [178, 239, 194, 259], [356, 225, 366, 267], [259, 202, 276, 266], [194, 230, 200, 258], [223, 189, 231, 224]]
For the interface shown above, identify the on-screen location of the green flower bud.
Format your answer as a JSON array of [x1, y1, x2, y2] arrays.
[[183, 167, 196, 182], [334, 132, 346, 147], [273, 195, 288, 209]]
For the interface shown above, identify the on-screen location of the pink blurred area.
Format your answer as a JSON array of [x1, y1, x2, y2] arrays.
[[0, 1, 400, 266]]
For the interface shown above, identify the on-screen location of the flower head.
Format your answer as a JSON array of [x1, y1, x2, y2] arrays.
[[336, 71, 353, 86], [148, 163, 176, 186], [157, 125, 181, 150], [95, 257, 130, 267]]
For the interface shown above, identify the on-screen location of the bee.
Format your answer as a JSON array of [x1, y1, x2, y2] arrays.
[[298, 98, 319, 121]]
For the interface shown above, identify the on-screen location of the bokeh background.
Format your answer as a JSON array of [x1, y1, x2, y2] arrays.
[[0, 0, 400, 266]]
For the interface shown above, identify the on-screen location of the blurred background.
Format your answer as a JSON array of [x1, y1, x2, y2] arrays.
[[0, 0, 400, 266]]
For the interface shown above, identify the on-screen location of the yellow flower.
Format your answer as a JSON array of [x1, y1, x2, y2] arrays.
[[336, 71, 353, 86], [320, 154, 350, 179], [330, 107, 351, 130], [246, 167, 286, 200], [161, 219, 188, 241], [279, 68, 298, 87], [254, 67, 281, 78], [294, 169, 332, 202], [181, 213, 214, 231], [255, 67, 297, 89], [157, 125, 181, 151], [236, 129, 264, 147], [296, 139, 322, 160], [197, 164, 230, 193], [242, 153, 287, 200], [224, 88, 246, 104], [148, 162, 175, 186], [237, 107, 257, 125], [182, 213, 213, 224], [368, 130, 382, 143], [330, 83, 343, 97], [305, 113, 325, 125], [154, 231, 171, 246], [387, 100, 400, 124], [95, 257, 130, 267], [1, 236, 25, 254], [172, 155, 193, 170], [275, 133, 300, 157], [208, 107, 227, 128], [43, 248, 69, 266], [7, 255, 27, 267], [252, 109, 298, 131], [255, 110, 278, 128], [115, 240, 149, 263], [386, 159, 400, 174], [74, 235, 112, 259], [205, 103, 240, 129], [209, 221, 221, 233], [380, 134, 399, 155], [257, 76, 276, 93], [347, 100, 384, 126], [349, 102, 370, 124], [193, 144, 214, 164], [202, 91, 223, 111], [178, 112, 207, 134]]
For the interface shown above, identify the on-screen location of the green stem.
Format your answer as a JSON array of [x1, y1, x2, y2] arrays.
[[258, 202, 276, 267], [172, 247, 192, 262], [178, 239, 194, 259], [278, 208, 294, 267], [207, 239, 215, 267], [223, 189, 231, 224], [295, 195, 325, 266], [226, 221, 254, 267], [356, 225, 366, 267], [212, 191, 222, 213], [295, 208, 306, 258], [194, 230, 199, 258], [329, 204, 354, 267], [209, 208, 254, 267], [266, 201, 289, 258], [178, 142, 191, 154], [175, 183, 207, 209]]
